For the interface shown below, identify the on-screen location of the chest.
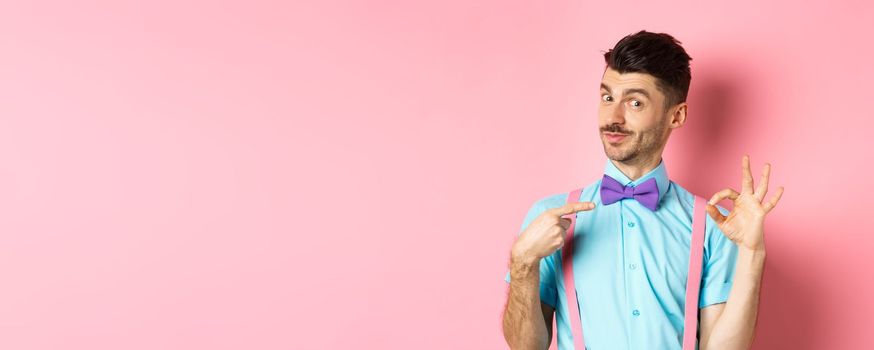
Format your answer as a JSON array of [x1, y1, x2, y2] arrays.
[[569, 202, 695, 295]]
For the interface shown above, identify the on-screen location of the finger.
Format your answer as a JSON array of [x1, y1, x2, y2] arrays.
[[762, 186, 784, 213], [741, 155, 754, 194], [549, 201, 596, 216], [755, 162, 771, 202], [559, 217, 572, 230], [708, 188, 740, 206], [705, 204, 727, 225]]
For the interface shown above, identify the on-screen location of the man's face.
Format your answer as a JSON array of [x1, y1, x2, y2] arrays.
[[598, 67, 673, 164]]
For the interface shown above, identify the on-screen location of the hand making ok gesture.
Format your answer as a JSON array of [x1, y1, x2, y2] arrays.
[[705, 155, 785, 252]]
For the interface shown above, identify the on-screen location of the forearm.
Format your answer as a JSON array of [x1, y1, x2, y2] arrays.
[[502, 254, 549, 350], [705, 247, 767, 350]]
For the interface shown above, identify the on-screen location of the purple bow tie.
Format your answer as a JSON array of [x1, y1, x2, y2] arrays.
[[599, 174, 660, 211]]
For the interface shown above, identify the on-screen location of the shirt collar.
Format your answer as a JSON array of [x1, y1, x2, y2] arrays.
[[603, 158, 671, 204]]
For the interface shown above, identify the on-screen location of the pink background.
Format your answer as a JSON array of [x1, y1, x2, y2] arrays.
[[1, 1, 871, 349]]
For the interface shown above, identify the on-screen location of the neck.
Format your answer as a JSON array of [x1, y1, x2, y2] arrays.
[[611, 154, 662, 181]]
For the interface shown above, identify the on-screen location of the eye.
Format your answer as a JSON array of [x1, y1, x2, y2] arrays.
[[630, 100, 643, 108], [602, 94, 612, 102]]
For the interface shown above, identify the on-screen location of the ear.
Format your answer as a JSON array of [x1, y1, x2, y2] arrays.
[[668, 102, 687, 129]]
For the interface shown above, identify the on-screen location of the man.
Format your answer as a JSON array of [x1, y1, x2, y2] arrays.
[[501, 30, 784, 350]]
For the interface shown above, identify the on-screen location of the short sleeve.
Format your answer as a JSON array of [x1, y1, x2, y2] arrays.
[[504, 199, 559, 308], [698, 204, 739, 308]]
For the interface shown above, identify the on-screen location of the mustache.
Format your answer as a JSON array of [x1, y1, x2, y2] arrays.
[[600, 124, 632, 135]]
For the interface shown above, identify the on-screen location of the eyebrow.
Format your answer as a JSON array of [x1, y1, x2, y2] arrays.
[[600, 83, 651, 99]]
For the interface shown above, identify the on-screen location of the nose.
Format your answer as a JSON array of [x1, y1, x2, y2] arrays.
[[605, 103, 626, 126]]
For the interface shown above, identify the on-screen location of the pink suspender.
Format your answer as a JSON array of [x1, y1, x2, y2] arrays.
[[683, 195, 707, 350], [559, 188, 587, 349], [558, 188, 707, 350]]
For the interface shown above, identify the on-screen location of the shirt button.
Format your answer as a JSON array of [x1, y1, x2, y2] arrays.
[[629, 263, 637, 270], [632, 309, 640, 316], [627, 221, 635, 228]]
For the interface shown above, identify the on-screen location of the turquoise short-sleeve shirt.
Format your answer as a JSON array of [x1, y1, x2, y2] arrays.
[[505, 159, 739, 349]]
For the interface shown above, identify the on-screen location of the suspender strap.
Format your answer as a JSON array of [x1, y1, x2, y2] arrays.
[[559, 188, 586, 349], [683, 195, 707, 349], [558, 190, 708, 350]]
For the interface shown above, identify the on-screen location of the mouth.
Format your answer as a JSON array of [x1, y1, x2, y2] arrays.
[[603, 132, 629, 143]]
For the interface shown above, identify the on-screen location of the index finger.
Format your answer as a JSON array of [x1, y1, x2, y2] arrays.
[[549, 201, 596, 216], [741, 155, 754, 194]]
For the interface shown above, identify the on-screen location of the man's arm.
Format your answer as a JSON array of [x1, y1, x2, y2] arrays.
[[698, 302, 725, 348], [503, 201, 595, 349], [502, 255, 553, 350], [700, 248, 766, 350], [701, 156, 782, 350]]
